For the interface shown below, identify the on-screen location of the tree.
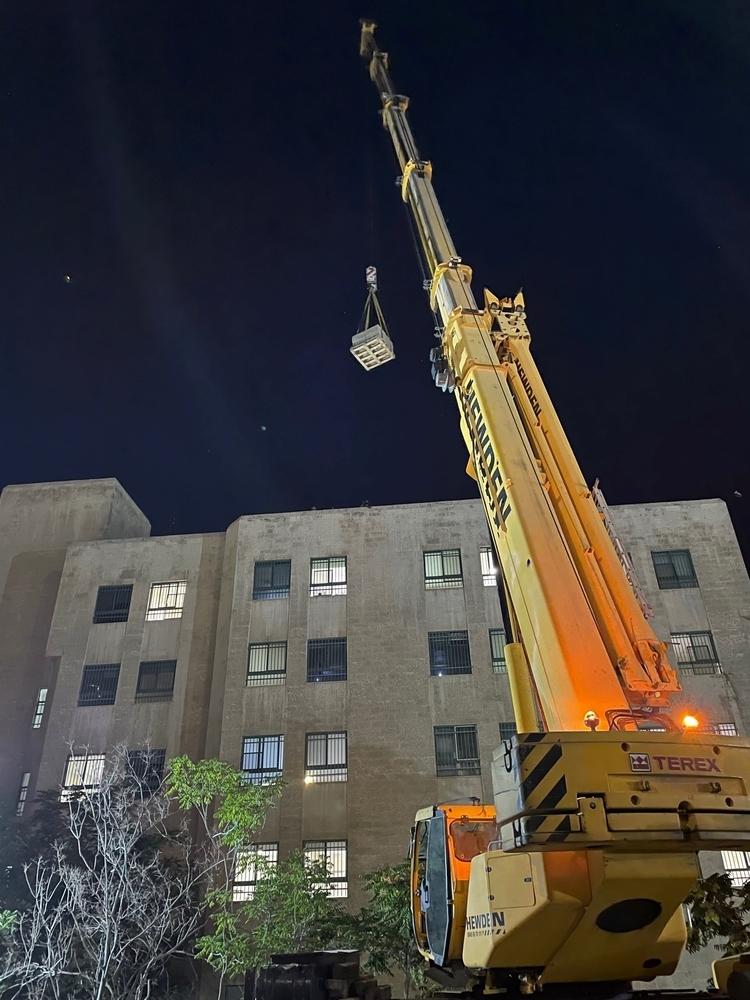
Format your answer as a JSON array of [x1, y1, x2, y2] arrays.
[[686, 872, 750, 956]]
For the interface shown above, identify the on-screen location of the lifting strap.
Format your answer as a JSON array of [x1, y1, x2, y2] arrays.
[[357, 266, 391, 338]]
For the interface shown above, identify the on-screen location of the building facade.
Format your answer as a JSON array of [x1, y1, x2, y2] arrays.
[[1, 480, 749, 988]]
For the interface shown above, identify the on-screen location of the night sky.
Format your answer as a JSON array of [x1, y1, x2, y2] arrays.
[[3, 2, 749, 558]]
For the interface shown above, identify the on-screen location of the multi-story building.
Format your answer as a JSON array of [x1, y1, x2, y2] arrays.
[[1, 479, 749, 989]]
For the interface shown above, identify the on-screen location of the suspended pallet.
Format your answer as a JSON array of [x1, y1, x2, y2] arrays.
[[350, 267, 395, 371]]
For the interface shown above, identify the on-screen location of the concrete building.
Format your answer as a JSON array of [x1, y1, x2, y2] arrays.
[[1, 480, 749, 990]]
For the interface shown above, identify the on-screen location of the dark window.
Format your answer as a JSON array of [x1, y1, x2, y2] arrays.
[[310, 557, 347, 597], [671, 631, 721, 675], [127, 749, 166, 794], [423, 549, 463, 590], [253, 560, 291, 600], [136, 660, 176, 700], [499, 722, 517, 741], [304, 840, 348, 898], [489, 629, 507, 673], [305, 732, 347, 782], [429, 630, 471, 676], [433, 725, 480, 776], [247, 642, 287, 686], [651, 550, 698, 590], [78, 664, 120, 706], [307, 638, 347, 682], [241, 735, 284, 785], [93, 585, 132, 624]]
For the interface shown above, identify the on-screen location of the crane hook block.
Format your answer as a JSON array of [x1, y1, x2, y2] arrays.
[[351, 266, 395, 371]]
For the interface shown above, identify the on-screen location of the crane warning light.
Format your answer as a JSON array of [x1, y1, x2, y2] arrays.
[[584, 711, 600, 731], [682, 714, 700, 730]]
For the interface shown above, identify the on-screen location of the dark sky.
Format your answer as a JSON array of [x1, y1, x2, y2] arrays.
[[3, 1, 749, 558]]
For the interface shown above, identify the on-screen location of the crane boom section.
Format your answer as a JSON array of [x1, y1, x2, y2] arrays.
[[361, 23, 680, 731]]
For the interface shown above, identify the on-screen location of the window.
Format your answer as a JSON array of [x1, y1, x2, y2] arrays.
[[310, 557, 347, 597], [136, 660, 177, 700], [61, 753, 105, 801], [429, 631, 471, 676], [253, 560, 291, 600], [489, 629, 507, 673], [16, 773, 31, 816], [701, 722, 738, 736], [127, 749, 166, 794], [78, 664, 120, 707], [93, 584, 132, 624], [651, 550, 698, 590], [480, 546, 497, 587], [233, 843, 279, 901], [31, 688, 48, 729], [670, 631, 721, 675], [434, 725, 480, 777], [423, 549, 463, 590], [305, 732, 347, 783], [499, 722, 517, 741], [304, 840, 348, 898], [307, 638, 347, 682], [247, 642, 287, 686], [241, 735, 284, 785], [145, 581, 187, 621], [722, 850, 750, 888]]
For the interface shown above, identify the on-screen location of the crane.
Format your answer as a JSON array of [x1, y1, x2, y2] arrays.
[[359, 21, 750, 998]]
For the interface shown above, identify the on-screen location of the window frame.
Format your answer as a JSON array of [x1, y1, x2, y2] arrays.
[[722, 850, 750, 888], [303, 839, 348, 898], [702, 722, 738, 737], [16, 772, 31, 816], [92, 584, 133, 624], [428, 630, 472, 676], [479, 546, 498, 587], [651, 549, 698, 590], [61, 753, 105, 801], [247, 641, 287, 686], [423, 549, 463, 590], [252, 560, 292, 601], [433, 724, 481, 777], [145, 581, 187, 621], [233, 842, 279, 901], [305, 732, 348, 783], [241, 734, 284, 785], [78, 663, 120, 707], [499, 722, 517, 741], [309, 557, 347, 597], [32, 687, 48, 729], [135, 660, 177, 700], [489, 628, 507, 674], [307, 637, 348, 683], [670, 630, 721, 675]]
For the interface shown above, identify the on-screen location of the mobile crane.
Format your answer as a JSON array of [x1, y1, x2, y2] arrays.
[[358, 22, 750, 999]]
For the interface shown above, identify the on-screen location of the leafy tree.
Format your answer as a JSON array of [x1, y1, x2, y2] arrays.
[[687, 872, 750, 955]]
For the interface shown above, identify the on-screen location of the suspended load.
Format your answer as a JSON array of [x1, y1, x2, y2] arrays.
[[350, 266, 395, 370]]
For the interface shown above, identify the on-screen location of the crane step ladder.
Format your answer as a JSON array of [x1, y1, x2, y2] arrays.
[[350, 266, 395, 370]]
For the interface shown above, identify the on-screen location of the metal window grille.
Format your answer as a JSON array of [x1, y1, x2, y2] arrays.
[[16, 772, 31, 816], [651, 550, 698, 590], [136, 660, 177, 700], [304, 840, 348, 898], [61, 753, 105, 801], [670, 630, 721, 675], [489, 629, 507, 673], [253, 560, 291, 600], [247, 642, 287, 686], [723, 851, 750, 888], [701, 722, 738, 736], [145, 581, 187, 621], [480, 546, 497, 587], [307, 638, 347, 682], [31, 688, 48, 728], [499, 722, 517, 741], [78, 664, 120, 706], [309, 557, 347, 597], [305, 732, 347, 783], [93, 584, 132, 623], [429, 631, 471, 676], [127, 749, 166, 794], [434, 725, 480, 777], [423, 549, 463, 590], [241, 735, 284, 785], [233, 843, 279, 901]]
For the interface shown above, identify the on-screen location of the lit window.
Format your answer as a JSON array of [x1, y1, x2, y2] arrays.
[[433, 725, 480, 777], [127, 749, 166, 794], [233, 843, 279, 901], [305, 732, 347, 783], [480, 546, 497, 587], [247, 642, 287, 686], [61, 753, 105, 801], [310, 557, 347, 597], [253, 561, 291, 600], [429, 631, 471, 676], [423, 549, 463, 590], [31, 688, 48, 729], [651, 550, 698, 590], [78, 664, 120, 707], [145, 581, 187, 621], [722, 850, 750, 888], [136, 660, 176, 700], [16, 772, 31, 816], [701, 722, 738, 736], [307, 638, 347, 682], [304, 840, 348, 898], [93, 584, 132, 624], [499, 722, 517, 741], [241, 735, 284, 785], [670, 631, 721, 675], [489, 629, 507, 673]]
